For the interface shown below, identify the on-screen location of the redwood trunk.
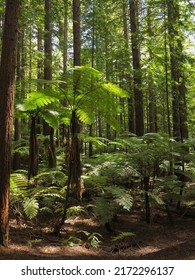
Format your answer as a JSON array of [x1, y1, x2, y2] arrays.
[[0, 0, 20, 247], [167, 0, 188, 141], [71, 0, 83, 199], [44, 0, 56, 167], [129, 0, 144, 136]]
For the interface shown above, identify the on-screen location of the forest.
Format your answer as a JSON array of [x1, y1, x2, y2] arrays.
[[0, 0, 195, 260]]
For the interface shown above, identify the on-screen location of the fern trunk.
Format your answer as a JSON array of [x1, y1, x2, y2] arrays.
[[28, 116, 39, 180], [144, 177, 150, 224], [70, 110, 84, 199]]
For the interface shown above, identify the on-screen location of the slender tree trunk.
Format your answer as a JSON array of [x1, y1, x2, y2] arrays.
[[37, 27, 43, 90], [13, 28, 22, 170], [143, 176, 150, 224], [36, 27, 44, 135], [164, 3, 171, 136], [59, 0, 70, 151], [70, 0, 84, 199], [73, 0, 80, 67], [129, 0, 144, 136], [167, 0, 188, 141], [147, 3, 157, 133], [44, 0, 52, 82], [44, 0, 56, 168], [123, 0, 135, 133], [28, 24, 32, 93], [88, 0, 96, 157], [63, 0, 68, 77], [0, 0, 20, 247], [28, 116, 39, 180]]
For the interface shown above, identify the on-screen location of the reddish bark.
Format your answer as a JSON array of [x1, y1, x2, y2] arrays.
[[0, 0, 20, 247]]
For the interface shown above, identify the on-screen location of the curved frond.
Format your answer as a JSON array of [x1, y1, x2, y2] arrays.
[[23, 198, 39, 219], [41, 109, 59, 130]]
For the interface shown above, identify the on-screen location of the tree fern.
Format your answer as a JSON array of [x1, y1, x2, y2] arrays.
[[58, 66, 128, 130]]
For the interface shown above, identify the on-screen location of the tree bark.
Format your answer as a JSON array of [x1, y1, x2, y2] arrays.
[[71, 0, 84, 199], [129, 0, 144, 136], [123, 0, 135, 134], [13, 27, 23, 170], [147, 3, 157, 133], [44, 0, 56, 168], [167, 0, 188, 141], [0, 0, 20, 247], [28, 116, 39, 180]]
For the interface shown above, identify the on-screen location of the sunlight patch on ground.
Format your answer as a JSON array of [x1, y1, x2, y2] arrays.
[[136, 246, 160, 256]]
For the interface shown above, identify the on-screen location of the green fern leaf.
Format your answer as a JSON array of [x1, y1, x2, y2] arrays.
[[41, 109, 59, 130], [112, 232, 136, 242], [107, 186, 133, 211], [10, 173, 28, 197], [77, 108, 95, 125], [23, 198, 39, 219], [101, 83, 128, 97], [94, 196, 117, 225]]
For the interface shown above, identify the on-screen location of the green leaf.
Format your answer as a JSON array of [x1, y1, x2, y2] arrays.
[[108, 186, 133, 211], [23, 198, 39, 219], [41, 110, 59, 130], [112, 232, 136, 242], [101, 83, 128, 97]]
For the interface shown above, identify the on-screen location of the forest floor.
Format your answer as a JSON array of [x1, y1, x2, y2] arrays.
[[0, 207, 195, 260]]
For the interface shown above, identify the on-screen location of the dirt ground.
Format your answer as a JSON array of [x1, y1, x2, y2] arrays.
[[0, 208, 195, 260]]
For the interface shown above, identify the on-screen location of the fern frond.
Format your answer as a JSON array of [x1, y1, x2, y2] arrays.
[[94, 196, 117, 225], [106, 186, 133, 211], [76, 108, 95, 125], [83, 136, 108, 147], [101, 82, 128, 97], [17, 90, 59, 112], [10, 173, 28, 197], [147, 192, 165, 205], [33, 170, 67, 184], [41, 109, 59, 130], [111, 232, 136, 242], [23, 198, 39, 219], [67, 206, 86, 217]]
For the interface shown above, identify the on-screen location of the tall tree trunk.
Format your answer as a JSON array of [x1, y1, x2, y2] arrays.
[[129, 0, 144, 136], [123, 0, 135, 133], [164, 2, 171, 136], [167, 0, 188, 141], [59, 0, 69, 149], [0, 0, 20, 247], [13, 28, 23, 170], [44, 0, 56, 168], [71, 0, 84, 199], [63, 0, 68, 78], [147, 3, 157, 133], [37, 27, 44, 90], [88, 0, 96, 157], [36, 27, 44, 135]]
